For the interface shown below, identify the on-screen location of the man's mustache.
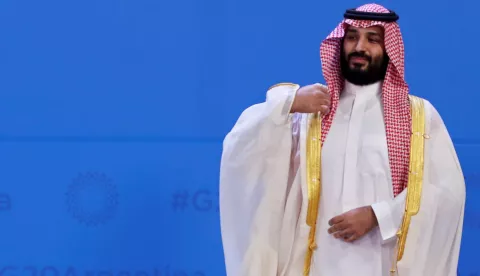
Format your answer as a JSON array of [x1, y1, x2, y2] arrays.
[[348, 52, 372, 63]]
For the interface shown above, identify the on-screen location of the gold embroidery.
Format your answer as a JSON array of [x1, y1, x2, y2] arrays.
[[390, 95, 426, 275], [303, 112, 322, 276], [268, 82, 298, 90]]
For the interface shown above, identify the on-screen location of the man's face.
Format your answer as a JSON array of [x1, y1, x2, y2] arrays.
[[340, 25, 389, 86]]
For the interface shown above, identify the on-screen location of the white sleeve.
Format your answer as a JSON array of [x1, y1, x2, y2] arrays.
[[371, 188, 407, 244], [219, 83, 300, 276]]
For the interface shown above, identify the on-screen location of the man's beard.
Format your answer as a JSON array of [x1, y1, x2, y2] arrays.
[[340, 48, 389, 86]]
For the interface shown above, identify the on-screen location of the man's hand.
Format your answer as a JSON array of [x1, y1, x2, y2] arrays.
[[290, 83, 331, 114], [327, 206, 379, 242]]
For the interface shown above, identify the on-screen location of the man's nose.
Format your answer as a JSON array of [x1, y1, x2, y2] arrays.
[[355, 38, 367, 52]]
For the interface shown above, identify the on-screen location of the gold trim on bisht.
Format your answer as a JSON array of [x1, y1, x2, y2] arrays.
[[268, 82, 298, 90], [390, 95, 426, 275], [303, 112, 322, 276]]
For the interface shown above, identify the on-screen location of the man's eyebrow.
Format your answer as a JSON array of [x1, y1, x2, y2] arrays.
[[367, 31, 383, 39]]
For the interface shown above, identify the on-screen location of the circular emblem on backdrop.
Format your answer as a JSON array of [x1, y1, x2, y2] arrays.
[[66, 171, 119, 226]]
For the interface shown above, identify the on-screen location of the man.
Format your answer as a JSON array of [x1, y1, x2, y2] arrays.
[[219, 3, 465, 276]]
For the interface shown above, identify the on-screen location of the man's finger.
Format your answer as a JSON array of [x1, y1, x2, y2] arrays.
[[315, 97, 330, 106], [333, 228, 354, 239], [344, 234, 358, 243], [328, 221, 349, 234], [328, 215, 344, 226], [314, 83, 329, 93], [320, 105, 330, 115]]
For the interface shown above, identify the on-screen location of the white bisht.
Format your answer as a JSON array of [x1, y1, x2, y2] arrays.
[[219, 84, 465, 276]]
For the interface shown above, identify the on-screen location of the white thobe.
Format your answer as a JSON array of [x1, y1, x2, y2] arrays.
[[219, 81, 465, 276]]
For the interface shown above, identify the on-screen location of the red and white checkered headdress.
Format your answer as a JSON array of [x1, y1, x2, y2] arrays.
[[320, 3, 410, 197]]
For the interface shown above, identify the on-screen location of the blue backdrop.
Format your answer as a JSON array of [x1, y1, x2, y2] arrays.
[[0, 0, 478, 275]]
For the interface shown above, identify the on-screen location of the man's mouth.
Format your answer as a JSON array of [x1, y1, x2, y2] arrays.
[[350, 56, 369, 64]]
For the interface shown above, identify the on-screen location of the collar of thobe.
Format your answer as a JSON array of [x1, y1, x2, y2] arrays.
[[341, 80, 383, 110], [343, 80, 382, 97]]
